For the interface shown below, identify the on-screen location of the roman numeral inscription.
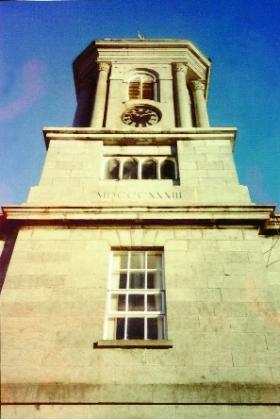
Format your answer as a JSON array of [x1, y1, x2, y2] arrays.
[[95, 191, 182, 200]]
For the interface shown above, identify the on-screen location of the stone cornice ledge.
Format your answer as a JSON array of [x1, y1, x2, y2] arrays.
[[43, 127, 237, 148], [1, 205, 277, 231]]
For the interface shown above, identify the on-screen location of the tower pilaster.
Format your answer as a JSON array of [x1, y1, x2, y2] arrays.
[[173, 62, 192, 127], [90, 61, 110, 127], [190, 79, 209, 127]]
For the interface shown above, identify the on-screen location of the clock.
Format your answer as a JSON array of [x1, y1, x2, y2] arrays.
[[122, 105, 161, 127]]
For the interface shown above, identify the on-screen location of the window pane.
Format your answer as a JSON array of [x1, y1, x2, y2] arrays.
[[112, 273, 127, 289], [130, 272, 145, 288], [147, 317, 164, 339], [130, 252, 145, 269], [120, 253, 128, 269], [147, 272, 162, 289], [127, 318, 144, 339], [147, 294, 161, 311], [142, 159, 157, 179], [128, 294, 144, 311], [117, 295, 126, 311], [160, 159, 175, 179], [113, 253, 128, 271], [123, 159, 138, 179], [111, 294, 126, 311], [147, 318, 158, 339], [106, 159, 119, 179], [116, 318, 125, 339], [147, 253, 162, 269], [119, 273, 127, 289]]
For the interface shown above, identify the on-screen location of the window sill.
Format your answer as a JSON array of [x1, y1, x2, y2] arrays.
[[95, 339, 173, 349]]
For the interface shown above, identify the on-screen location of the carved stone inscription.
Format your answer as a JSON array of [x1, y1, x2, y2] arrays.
[[94, 191, 182, 200]]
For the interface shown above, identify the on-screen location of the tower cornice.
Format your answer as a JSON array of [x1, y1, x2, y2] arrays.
[[1, 205, 277, 235], [43, 127, 237, 148]]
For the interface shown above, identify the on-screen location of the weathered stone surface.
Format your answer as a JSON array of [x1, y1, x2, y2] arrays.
[[1, 225, 280, 406]]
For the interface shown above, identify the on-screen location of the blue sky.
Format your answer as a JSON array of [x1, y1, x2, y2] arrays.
[[0, 0, 279, 209]]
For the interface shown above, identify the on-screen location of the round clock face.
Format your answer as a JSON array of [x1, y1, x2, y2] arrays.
[[122, 105, 161, 127]]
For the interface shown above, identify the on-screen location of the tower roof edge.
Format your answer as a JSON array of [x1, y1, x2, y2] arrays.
[[73, 38, 211, 67]]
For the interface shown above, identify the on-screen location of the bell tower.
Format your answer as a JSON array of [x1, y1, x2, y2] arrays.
[[74, 39, 210, 129], [26, 40, 250, 206], [1, 39, 279, 419]]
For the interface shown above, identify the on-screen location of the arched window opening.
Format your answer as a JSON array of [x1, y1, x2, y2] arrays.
[[106, 159, 120, 179], [123, 159, 138, 179], [161, 159, 175, 180], [142, 159, 157, 179], [129, 74, 156, 100]]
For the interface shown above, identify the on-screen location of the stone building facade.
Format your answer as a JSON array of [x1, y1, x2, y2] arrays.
[[1, 39, 280, 418]]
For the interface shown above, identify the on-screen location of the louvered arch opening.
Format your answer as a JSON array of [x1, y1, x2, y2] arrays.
[[142, 82, 154, 99], [129, 81, 141, 99], [128, 74, 157, 100]]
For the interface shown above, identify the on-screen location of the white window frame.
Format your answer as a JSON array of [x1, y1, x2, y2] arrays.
[[104, 249, 166, 340]]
